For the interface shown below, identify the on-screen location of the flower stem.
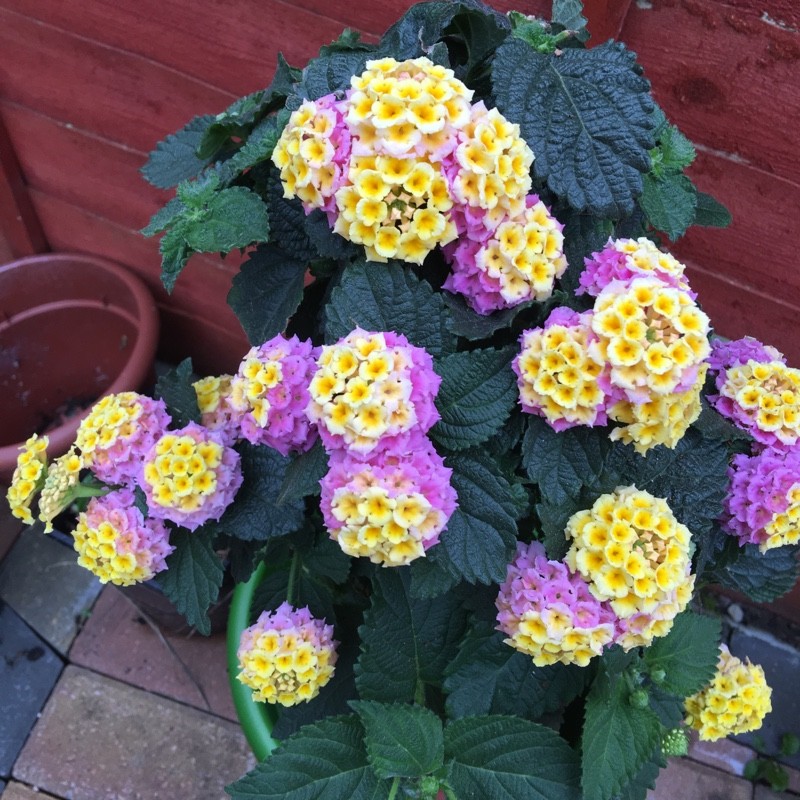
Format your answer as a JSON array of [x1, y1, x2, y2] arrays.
[[286, 550, 301, 606], [388, 777, 401, 800]]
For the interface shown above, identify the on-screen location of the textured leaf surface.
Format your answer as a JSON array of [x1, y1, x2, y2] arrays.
[[582, 672, 662, 800], [182, 186, 270, 252], [227, 245, 307, 345], [218, 444, 306, 541], [715, 544, 800, 603], [694, 191, 732, 228], [640, 173, 697, 241], [552, 0, 589, 40], [276, 441, 328, 504], [141, 115, 214, 189], [264, 171, 319, 264], [445, 716, 581, 800], [351, 701, 444, 778], [442, 292, 532, 340], [431, 347, 517, 451], [227, 716, 391, 799], [325, 262, 455, 357], [158, 527, 223, 636], [643, 611, 721, 697], [492, 40, 654, 217], [154, 358, 200, 427]]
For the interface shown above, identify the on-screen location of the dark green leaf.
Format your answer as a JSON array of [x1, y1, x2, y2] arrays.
[[218, 443, 306, 541], [431, 347, 517, 451], [582, 670, 662, 800], [133, 485, 149, 516], [304, 209, 360, 261], [305, 532, 351, 584], [325, 261, 456, 357], [264, 169, 319, 265], [647, 687, 684, 729], [355, 570, 469, 703], [158, 526, 223, 636], [251, 559, 335, 624], [714, 544, 800, 603], [444, 622, 590, 720], [225, 538, 261, 584], [141, 115, 214, 189], [221, 116, 282, 179], [159, 227, 192, 293], [428, 450, 526, 585], [640, 173, 697, 241], [227, 244, 308, 346], [301, 51, 372, 100], [658, 124, 696, 172], [226, 716, 392, 799], [492, 40, 654, 218], [182, 186, 270, 252], [692, 399, 752, 444], [141, 197, 187, 237], [694, 192, 732, 228], [552, 0, 589, 41], [442, 292, 533, 340], [644, 611, 721, 697], [351, 701, 444, 778], [560, 211, 614, 297], [613, 749, 663, 800], [445, 715, 581, 800], [276, 441, 328, 505], [154, 358, 200, 426], [409, 557, 461, 599]]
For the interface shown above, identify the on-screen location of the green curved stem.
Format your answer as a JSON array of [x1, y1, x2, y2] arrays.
[[227, 561, 280, 761]]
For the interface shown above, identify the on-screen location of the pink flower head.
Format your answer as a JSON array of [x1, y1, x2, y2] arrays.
[[237, 602, 338, 706], [514, 308, 611, 431], [723, 450, 800, 551], [76, 392, 171, 487], [319, 432, 457, 566], [495, 541, 616, 667], [231, 335, 319, 456], [708, 337, 785, 374], [443, 194, 566, 315], [579, 237, 691, 297], [141, 422, 242, 531], [73, 488, 173, 586], [307, 329, 440, 454], [194, 374, 242, 446]]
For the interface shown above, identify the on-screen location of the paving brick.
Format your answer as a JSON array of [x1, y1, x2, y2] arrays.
[[0, 602, 63, 778], [754, 785, 799, 800], [13, 666, 255, 800], [688, 731, 756, 777], [729, 627, 800, 770], [70, 585, 236, 721], [1, 782, 60, 799], [648, 758, 753, 800], [0, 528, 102, 655], [0, 497, 24, 565]]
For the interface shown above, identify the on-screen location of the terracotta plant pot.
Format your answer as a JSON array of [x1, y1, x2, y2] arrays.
[[0, 253, 159, 482]]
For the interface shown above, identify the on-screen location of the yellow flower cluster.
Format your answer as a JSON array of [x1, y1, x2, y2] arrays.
[[38, 449, 83, 533], [75, 392, 143, 464], [194, 374, 232, 416], [763, 486, 800, 550], [614, 237, 689, 288], [231, 357, 283, 427], [590, 278, 710, 398], [334, 154, 458, 264], [73, 519, 156, 586], [565, 486, 694, 622], [476, 202, 567, 305], [347, 57, 473, 159], [330, 485, 441, 566], [308, 333, 416, 450], [515, 319, 607, 428], [719, 360, 800, 447], [508, 616, 613, 669], [609, 364, 708, 455], [451, 103, 533, 224], [272, 99, 341, 209], [685, 645, 772, 742], [6, 434, 49, 524], [143, 433, 222, 512]]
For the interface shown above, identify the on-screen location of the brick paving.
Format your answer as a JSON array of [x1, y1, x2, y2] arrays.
[[1, 498, 799, 800]]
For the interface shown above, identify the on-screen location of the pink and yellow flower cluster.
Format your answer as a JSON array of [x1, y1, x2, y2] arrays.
[[273, 57, 566, 314]]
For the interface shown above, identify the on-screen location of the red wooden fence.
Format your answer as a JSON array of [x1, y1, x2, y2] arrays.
[[0, 0, 798, 376]]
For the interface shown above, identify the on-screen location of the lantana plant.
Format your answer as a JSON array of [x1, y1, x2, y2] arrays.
[[8, 1, 798, 798]]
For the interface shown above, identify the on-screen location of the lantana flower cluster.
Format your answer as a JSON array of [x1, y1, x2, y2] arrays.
[[273, 56, 566, 314], [7, 434, 49, 524], [685, 645, 772, 741], [514, 239, 711, 454], [236, 603, 338, 706]]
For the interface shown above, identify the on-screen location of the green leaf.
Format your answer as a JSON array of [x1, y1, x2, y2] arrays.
[[301, 50, 372, 100], [443, 622, 590, 720], [644, 611, 721, 697], [141, 197, 187, 237], [218, 443, 306, 541], [552, 0, 589, 41], [492, 40, 654, 218], [276, 441, 328, 505], [431, 347, 517, 451], [713, 543, 800, 603], [428, 449, 526, 585], [445, 716, 581, 800], [158, 526, 223, 636], [647, 686, 684, 729], [227, 244, 308, 346], [325, 261, 456, 357], [221, 115, 282, 179], [305, 532, 351, 584], [182, 186, 270, 252], [442, 292, 533, 340], [640, 173, 697, 241], [226, 716, 392, 799], [614, 750, 663, 800], [304, 209, 361, 261], [694, 191, 732, 228], [582, 670, 662, 800], [159, 227, 192, 293], [251, 556, 335, 624], [408, 557, 461, 599], [141, 115, 214, 189], [658, 124, 696, 172], [560, 211, 614, 297], [133, 485, 149, 517], [355, 570, 469, 704], [154, 358, 200, 427], [262, 168, 318, 265], [351, 701, 444, 779]]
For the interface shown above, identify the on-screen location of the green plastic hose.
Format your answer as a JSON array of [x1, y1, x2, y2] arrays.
[[226, 561, 280, 760]]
